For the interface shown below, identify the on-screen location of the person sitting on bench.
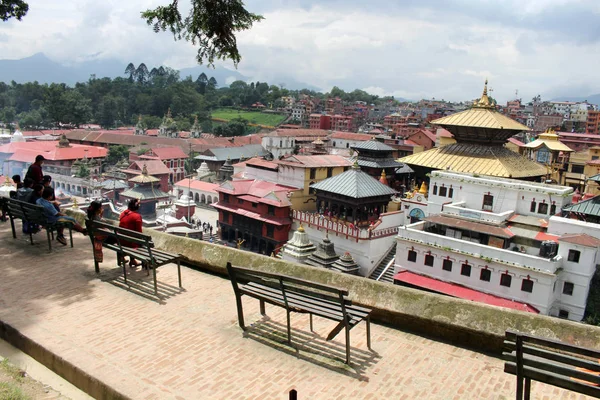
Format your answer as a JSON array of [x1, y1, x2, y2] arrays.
[[37, 187, 86, 246], [16, 178, 34, 202], [119, 198, 143, 268], [42, 175, 60, 211], [28, 184, 43, 204]]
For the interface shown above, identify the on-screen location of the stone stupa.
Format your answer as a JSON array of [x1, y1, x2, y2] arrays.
[[279, 225, 317, 264], [330, 252, 360, 275], [305, 233, 339, 269]]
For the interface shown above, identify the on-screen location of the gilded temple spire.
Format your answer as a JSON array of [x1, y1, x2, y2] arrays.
[[472, 79, 495, 109]]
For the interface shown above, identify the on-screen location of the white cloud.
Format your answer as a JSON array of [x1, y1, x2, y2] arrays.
[[0, 0, 600, 102]]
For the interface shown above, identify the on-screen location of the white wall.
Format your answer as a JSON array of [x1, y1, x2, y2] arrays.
[[277, 165, 305, 190]]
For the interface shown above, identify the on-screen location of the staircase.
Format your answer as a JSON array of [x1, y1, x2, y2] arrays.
[[369, 245, 397, 283]]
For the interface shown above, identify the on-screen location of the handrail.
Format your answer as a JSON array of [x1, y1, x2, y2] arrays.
[[376, 257, 395, 282]]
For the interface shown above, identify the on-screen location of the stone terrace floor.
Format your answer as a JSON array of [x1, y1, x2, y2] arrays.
[[0, 223, 589, 399]]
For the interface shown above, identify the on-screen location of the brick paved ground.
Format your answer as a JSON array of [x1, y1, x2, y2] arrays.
[[0, 223, 589, 399]]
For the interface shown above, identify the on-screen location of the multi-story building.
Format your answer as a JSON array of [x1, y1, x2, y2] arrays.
[[280, 96, 295, 109], [330, 115, 354, 132], [534, 115, 563, 132], [308, 114, 331, 130], [291, 102, 306, 123], [214, 179, 299, 255], [393, 170, 600, 321], [130, 146, 188, 183], [586, 110, 600, 135]]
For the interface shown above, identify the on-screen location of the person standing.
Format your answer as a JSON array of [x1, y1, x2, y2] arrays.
[[25, 155, 45, 184], [119, 199, 143, 268]]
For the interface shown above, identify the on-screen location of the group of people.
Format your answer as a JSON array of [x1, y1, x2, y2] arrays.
[[9, 155, 87, 245], [190, 215, 214, 236]]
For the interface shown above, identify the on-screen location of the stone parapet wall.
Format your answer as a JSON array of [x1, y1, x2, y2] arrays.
[[142, 225, 600, 354]]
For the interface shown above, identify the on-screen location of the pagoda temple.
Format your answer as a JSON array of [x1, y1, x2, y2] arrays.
[[310, 162, 397, 227], [279, 224, 317, 264], [120, 165, 171, 217], [351, 138, 406, 189], [305, 234, 339, 269], [399, 80, 547, 180], [330, 252, 359, 275], [523, 128, 573, 182]]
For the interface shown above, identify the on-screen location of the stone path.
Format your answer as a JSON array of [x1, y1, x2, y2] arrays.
[[0, 223, 588, 399]]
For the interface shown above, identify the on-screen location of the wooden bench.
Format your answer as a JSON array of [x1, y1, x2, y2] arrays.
[[3, 197, 73, 251], [226, 262, 372, 364], [503, 329, 600, 399], [87, 220, 182, 295]]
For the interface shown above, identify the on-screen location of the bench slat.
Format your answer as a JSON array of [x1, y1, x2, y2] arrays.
[[505, 362, 600, 396], [506, 330, 600, 359], [504, 352, 600, 385], [504, 344, 600, 373]]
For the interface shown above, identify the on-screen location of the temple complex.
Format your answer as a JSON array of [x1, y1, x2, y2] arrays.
[[305, 234, 339, 269], [120, 165, 171, 217], [158, 108, 178, 138], [523, 128, 573, 182], [278, 224, 317, 264], [399, 81, 547, 180]]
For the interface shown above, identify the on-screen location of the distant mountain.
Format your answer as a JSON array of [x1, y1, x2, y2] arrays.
[[550, 94, 600, 106], [0, 53, 320, 91]]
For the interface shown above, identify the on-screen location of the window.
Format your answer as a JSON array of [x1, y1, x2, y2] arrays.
[[407, 250, 417, 262], [346, 143, 350, 148], [563, 282, 574, 296], [442, 259, 453, 271], [266, 225, 274, 237], [268, 205, 275, 215], [460, 263, 471, 276], [238, 198, 243, 204], [432, 184, 438, 195], [593, 156, 599, 161], [327, 167, 333, 178], [521, 279, 534, 293], [500, 273, 512, 287], [424, 254, 434, 266], [448, 187, 454, 198], [538, 203, 548, 214], [222, 211, 230, 222], [223, 194, 230, 203], [439, 186, 447, 197], [309, 168, 316, 179], [550, 204, 557, 215], [480, 269, 491, 282], [568, 249, 580, 263], [530, 201, 536, 212], [558, 309, 569, 319], [252, 202, 258, 208], [482, 194, 493, 211], [571, 165, 584, 174]]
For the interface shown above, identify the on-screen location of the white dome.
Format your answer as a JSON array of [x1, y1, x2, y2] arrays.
[[180, 193, 191, 202], [11, 129, 25, 143]]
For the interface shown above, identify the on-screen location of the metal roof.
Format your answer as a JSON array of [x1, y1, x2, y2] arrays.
[[354, 157, 404, 169], [310, 166, 396, 198], [431, 106, 530, 132], [196, 144, 268, 162], [563, 196, 600, 217], [424, 215, 514, 239], [588, 174, 600, 183], [100, 179, 129, 190], [120, 185, 170, 200], [398, 143, 547, 178], [351, 140, 395, 152]]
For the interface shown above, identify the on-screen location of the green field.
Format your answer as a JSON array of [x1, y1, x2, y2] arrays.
[[211, 108, 287, 127]]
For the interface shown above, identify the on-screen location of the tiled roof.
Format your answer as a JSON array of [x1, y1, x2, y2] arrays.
[[310, 166, 396, 198], [277, 155, 352, 168], [0, 141, 107, 161], [127, 160, 171, 176], [174, 179, 219, 193], [563, 196, 600, 217], [559, 234, 600, 247], [213, 202, 291, 225], [398, 143, 547, 178], [351, 140, 395, 152], [245, 157, 279, 170], [215, 179, 298, 207], [149, 146, 188, 160], [329, 131, 373, 141], [507, 137, 525, 146], [436, 128, 454, 138], [416, 129, 437, 142]]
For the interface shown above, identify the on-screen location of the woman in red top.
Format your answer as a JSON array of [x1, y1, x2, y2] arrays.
[[119, 199, 143, 268]]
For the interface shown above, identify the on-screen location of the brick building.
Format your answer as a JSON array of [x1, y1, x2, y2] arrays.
[[586, 110, 600, 135]]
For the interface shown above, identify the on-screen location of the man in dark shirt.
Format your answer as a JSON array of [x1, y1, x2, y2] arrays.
[[25, 155, 45, 184]]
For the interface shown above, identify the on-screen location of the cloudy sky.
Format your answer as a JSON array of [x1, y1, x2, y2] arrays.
[[1, 0, 600, 102]]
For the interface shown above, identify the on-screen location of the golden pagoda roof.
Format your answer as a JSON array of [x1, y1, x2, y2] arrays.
[[129, 164, 161, 184], [523, 128, 573, 152], [398, 143, 547, 178], [431, 80, 529, 133]]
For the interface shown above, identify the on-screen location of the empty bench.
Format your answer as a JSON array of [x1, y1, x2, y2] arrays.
[[226, 262, 372, 364], [503, 329, 600, 399], [87, 220, 182, 295], [3, 197, 73, 251]]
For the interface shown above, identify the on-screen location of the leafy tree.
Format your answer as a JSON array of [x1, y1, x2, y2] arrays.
[[62, 90, 92, 127], [106, 145, 130, 165], [142, 0, 263, 66], [125, 63, 136, 81], [208, 76, 217, 90], [77, 163, 90, 178], [196, 72, 208, 94], [97, 95, 118, 128], [0, 0, 28, 21], [135, 63, 149, 84]]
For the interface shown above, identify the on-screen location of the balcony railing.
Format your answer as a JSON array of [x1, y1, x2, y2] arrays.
[[397, 223, 561, 274], [442, 201, 514, 225], [292, 210, 399, 241]]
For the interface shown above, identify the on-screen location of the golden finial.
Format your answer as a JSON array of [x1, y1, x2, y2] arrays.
[[142, 164, 148, 175], [473, 79, 494, 109], [298, 224, 305, 233], [72, 197, 79, 209], [352, 160, 360, 169], [418, 181, 428, 195]]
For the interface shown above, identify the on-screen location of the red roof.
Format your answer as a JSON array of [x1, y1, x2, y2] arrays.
[[215, 179, 298, 207], [269, 129, 329, 137], [213, 202, 291, 225], [245, 157, 279, 170], [436, 128, 453, 138], [126, 160, 170, 176], [329, 131, 373, 141], [393, 271, 539, 313], [149, 146, 188, 160], [1, 141, 107, 161], [418, 129, 437, 142], [174, 179, 219, 193], [507, 137, 525, 146], [559, 234, 600, 247]]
